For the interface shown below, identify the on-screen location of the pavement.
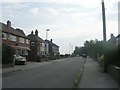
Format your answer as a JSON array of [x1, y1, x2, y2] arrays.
[[1, 58, 70, 76], [1, 60, 57, 75], [79, 58, 120, 88]]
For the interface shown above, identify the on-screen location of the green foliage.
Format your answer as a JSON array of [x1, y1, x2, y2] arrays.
[[98, 54, 104, 63], [73, 39, 119, 67], [84, 39, 103, 59], [2, 44, 15, 64], [104, 42, 118, 66], [73, 46, 86, 56]]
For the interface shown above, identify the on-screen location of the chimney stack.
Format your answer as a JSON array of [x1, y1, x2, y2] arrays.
[[35, 29, 38, 36], [31, 30, 34, 34], [50, 39, 53, 42], [7, 20, 11, 28], [110, 34, 114, 39]]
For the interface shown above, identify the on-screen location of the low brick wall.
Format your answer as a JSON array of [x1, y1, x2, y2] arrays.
[[106, 65, 120, 84], [2, 63, 15, 68]]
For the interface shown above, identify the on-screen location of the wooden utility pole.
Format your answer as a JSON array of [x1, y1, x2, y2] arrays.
[[102, 0, 107, 72], [102, 0, 106, 41]]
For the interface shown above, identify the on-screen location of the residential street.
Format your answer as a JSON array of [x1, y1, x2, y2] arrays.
[[2, 57, 85, 88]]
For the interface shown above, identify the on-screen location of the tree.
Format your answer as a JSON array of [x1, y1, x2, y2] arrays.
[[84, 39, 103, 59]]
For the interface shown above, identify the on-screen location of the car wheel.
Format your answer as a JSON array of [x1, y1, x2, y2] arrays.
[[24, 61, 27, 65]]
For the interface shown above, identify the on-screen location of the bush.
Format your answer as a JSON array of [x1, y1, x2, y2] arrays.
[[2, 44, 15, 64], [98, 54, 104, 63], [104, 42, 118, 66]]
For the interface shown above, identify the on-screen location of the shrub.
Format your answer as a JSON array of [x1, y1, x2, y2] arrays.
[[98, 54, 104, 63], [104, 42, 118, 66]]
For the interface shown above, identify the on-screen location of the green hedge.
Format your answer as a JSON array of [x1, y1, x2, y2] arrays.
[[104, 42, 119, 66], [2, 44, 15, 64]]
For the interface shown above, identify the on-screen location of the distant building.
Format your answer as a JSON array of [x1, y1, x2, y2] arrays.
[[108, 34, 116, 45], [27, 30, 45, 62], [116, 34, 120, 45], [45, 39, 59, 59], [1, 20, 30, 60]]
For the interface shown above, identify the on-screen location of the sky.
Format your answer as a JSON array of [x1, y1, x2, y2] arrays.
[[0, 0, 119, 54]]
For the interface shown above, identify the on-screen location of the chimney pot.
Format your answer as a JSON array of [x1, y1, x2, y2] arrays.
[[51, 39, 53, 42], [7, 20, 11, 28], [35, 29, 38, 36], [111, 34, 114, 38], [31, 30, 33, 34]]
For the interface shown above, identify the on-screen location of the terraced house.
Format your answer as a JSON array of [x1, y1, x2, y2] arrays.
[[1, 20, 30, 60]]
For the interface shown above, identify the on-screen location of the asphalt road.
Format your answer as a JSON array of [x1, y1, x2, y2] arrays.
[[2, 57, 85, 88]]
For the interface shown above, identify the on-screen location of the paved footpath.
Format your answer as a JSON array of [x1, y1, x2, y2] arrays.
[[79, 58, 120, 88], [1, 60, 57, 75]]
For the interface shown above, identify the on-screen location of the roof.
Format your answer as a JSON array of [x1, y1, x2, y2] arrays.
[[117, 34, 120, 38], [27, 34, 44, 42], [1, 22, 26, 38], [45, 40, 59, 47]]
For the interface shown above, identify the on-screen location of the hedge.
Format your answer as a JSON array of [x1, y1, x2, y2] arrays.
[[2, 44, 15, 64]]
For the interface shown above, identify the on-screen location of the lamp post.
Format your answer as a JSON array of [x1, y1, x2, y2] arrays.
[[45, 29, 50, 60], [46, 29, 50, 40]]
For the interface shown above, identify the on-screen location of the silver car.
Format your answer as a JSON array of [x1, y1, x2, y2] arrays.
[[14, 55, 27, 65]]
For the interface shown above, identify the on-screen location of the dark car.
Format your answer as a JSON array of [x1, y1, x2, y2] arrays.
[[82, 54, 87, 58]]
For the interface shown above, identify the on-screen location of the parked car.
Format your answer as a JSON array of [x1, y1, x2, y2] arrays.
[[14, 55, 27, 65], [82, 54, 87, 58]]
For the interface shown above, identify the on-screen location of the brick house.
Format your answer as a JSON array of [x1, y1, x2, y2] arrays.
[[27, 30, 45, 62], [45, 39, 59, 60], [116, 34, 120, 45], [1, 20, 30, 60], [108, 34, 120, 46], [108, 34, 116, 45]]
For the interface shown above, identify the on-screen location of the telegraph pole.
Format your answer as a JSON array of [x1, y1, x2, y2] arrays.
[[102, 0, 106, 41], [102, 0, 107, 72]]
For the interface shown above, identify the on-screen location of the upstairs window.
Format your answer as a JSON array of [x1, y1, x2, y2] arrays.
[[19, 37, 25, 43], [9, 34, 16, 42], [31, 42, 34, 46], [2, 32, 7, 40], [26, 39, 29, 44]]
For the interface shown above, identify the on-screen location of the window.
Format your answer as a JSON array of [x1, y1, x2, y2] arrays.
[[2, 32, 7, 40], [31, 42, 34, 46], [42, 43, 45, 47], [19, 37, 25, 43], [40, 43, 45, 52], [9, 34, 16, 42], [116, 38, 118, 45], [26, 39, 29, 44]]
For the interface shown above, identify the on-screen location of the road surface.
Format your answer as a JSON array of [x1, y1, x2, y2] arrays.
[[2, 57, 85, 88]]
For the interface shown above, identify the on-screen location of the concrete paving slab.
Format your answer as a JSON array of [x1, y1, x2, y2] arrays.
[[79, 58, 119, 88]]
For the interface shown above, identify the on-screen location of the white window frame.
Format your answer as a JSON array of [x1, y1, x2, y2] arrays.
[[2, 32, 7, 40], [26, 39, 29, 44], [19, 37, 25, 43], [9, 34, 17, 42]]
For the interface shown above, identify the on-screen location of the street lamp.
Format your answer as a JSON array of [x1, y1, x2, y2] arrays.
[[46, 29, 50, 40]]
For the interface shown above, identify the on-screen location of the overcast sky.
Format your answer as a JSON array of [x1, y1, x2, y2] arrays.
[[0, 0, 119, 54]]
